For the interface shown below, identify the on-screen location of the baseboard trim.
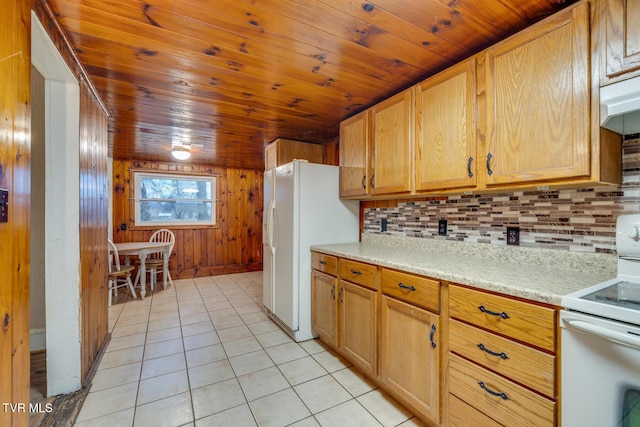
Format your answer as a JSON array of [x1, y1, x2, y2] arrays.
[[30, 328, 46, 352]]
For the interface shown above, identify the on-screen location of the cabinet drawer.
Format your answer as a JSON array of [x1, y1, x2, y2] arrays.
[[312, 252, 337, 276], [449, 354, 555, 426], [449, 285, 556, 352], [449, 319, 555, 398], [339, 259, 377, 290], [381, 268, 439, 313], [448, 394, 501, 427]]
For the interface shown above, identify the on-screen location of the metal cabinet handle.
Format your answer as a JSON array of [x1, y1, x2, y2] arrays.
[[467, 156, 474, 178], [319, 260, 327, 265], [478, 381, 509, 400], [486, 153, 493, 175], [338, 287, 344, 303], [477, 343, 509, 360], [478, 305, 509, 319], [398, 282, 416, 291], [429, 324, 437, 349], [361, 175, 366, 189], [370, 174, 375, 189], [350, 269, 362, 275], [330, 286, 335, 300]]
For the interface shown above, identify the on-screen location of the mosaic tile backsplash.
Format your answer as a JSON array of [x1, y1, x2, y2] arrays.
[[363, 137, 640, 254]]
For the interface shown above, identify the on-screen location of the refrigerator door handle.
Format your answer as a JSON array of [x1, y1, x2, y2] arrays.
[[271, 205, 278, 253], [267, 202, 277, 253]]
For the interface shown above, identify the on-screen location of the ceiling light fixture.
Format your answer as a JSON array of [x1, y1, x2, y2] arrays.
[[171, 145, 191, 160]]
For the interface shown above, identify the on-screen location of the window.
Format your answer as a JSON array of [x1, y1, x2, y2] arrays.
[[134, 172, 217, 227]]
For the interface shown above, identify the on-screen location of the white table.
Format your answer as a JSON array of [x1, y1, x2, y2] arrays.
[[115, 241, 172, 299]]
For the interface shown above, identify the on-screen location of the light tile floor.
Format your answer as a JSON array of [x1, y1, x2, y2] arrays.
[[74, 272, 426, 427]]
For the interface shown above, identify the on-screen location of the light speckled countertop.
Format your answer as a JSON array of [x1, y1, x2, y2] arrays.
[[311, 234, 618, 306]]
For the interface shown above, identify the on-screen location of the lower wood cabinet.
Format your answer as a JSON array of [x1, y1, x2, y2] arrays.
[[448, 394, 501, 427], [447, 284, 557, 426], [311, 252, 560, 427], [381, 295, 440, 424], [448, 354, 555, 426], [311, 255, 378, 377], [339, 280, 377, 375], [311, 269, 337, 347]]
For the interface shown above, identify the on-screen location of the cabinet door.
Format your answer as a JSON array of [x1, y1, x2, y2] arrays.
[[380, 295, 440, 424], [265, 143, 277, 171], [339, 111, 369, 198], [415, 58, 477, 192], [370, 90, 412, 195], [339, 281, 377, 376], [485, 3, 590, 186], [604, 0, 640, 80], [311, 270, 337, 347]]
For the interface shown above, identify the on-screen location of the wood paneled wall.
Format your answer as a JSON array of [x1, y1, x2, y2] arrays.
[[79, 79, 109, 381], [0, 0, 31, 425], [322, 138, 340, 166], [112, 160, 263, 277], [34, 0, 110, 383]]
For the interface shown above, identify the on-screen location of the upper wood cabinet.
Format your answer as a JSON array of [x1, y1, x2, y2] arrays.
[[370, 90, 413, 195], [338, 0, 621, 199], [264, 138, 323, 170], [601, 0, 640, 82], [415, 58, 477, 192], [340, 89, 413, 198], [339, 111, 369, 198], [484, 3, 591, 187]]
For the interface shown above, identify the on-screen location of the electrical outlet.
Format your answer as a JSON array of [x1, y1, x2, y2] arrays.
[[381, 218, 387, 232], [438, 219, 447, 236], [507, 227, 520, 246]]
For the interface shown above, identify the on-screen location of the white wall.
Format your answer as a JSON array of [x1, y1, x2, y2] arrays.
[[32, 11, 82, 397], [30, 66, 46, 352]]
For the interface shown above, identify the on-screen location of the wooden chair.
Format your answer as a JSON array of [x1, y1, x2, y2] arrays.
[[133, 228, 175, 292], [108, 240, 137, 307]]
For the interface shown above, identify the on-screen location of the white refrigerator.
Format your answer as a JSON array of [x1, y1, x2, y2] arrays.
[[263, 160, 359, 342]]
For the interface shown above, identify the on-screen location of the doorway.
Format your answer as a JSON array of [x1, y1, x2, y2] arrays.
[[30, 11, 82, 400]]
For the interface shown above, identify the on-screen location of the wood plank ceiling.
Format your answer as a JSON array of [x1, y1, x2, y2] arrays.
[[46, 0, 576, 169]]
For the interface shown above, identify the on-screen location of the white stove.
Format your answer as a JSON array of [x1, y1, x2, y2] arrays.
[[562, 213, 640, 325], [560, 214, 640, 427]]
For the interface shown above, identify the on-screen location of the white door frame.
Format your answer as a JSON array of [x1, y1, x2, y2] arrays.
[[31, 11, 82, 397]]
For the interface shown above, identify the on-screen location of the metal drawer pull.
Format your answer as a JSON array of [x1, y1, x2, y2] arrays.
[[350, 269, 362, 275], [330, 286, 335, 300], [486, 153, 493, 175], [398, 282, 416, 291], [429, 324, 437, 349], [467, 156, 474, 178], [370, 174, 375, 189], [478, 305, 510, 319], [477, 343, 509, 360], [478, 381, 509, 400], [362, 175, 366, 189], [319, 260, 327, 265], [339, 287, 344, 303]]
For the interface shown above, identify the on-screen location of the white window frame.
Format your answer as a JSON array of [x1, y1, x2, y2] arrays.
[[133, 171, 217, 227]]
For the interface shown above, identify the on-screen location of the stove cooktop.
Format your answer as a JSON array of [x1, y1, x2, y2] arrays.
[[582, 281, 640, 307], [562, 278, 640, 326]]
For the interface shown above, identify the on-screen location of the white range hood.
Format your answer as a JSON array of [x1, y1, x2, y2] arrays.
[[600, 75, 640, 135]]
